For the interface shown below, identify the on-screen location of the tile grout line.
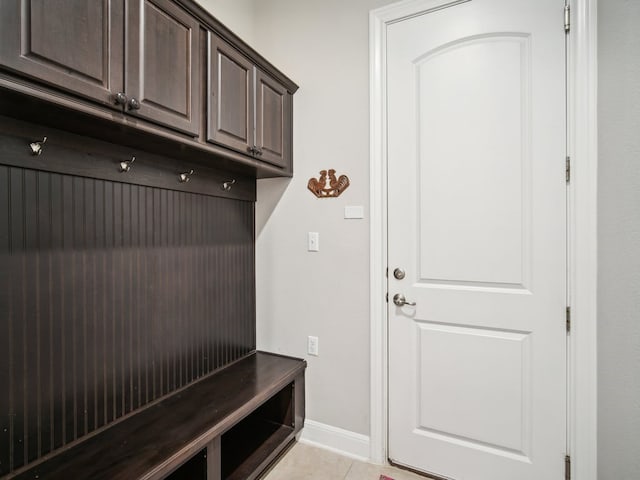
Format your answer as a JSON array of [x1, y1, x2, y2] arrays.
[[342, 458, 356, 479]]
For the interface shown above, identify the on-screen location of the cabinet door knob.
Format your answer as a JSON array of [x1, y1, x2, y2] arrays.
[[128, 98, 141, 110], [247, 146, 263, 157], [114, 92, 128, 106]]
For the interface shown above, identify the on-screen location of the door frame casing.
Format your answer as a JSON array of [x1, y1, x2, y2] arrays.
[[368, 0, 598, 478]]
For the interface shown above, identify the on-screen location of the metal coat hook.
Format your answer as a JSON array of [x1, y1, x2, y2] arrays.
[[222, 179, 236, 191], [119, 156, 135, 173], [179, 169, 194, 183], [29, 137, 47, 156]]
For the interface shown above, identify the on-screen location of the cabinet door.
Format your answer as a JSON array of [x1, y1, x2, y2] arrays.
[[207, 33, 254, 155], [126, 0, 201, 136], [255, 69, 291, 169], [0, 0, 124, 107]]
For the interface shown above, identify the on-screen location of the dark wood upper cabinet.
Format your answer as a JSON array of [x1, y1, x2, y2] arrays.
[[126, 0, 200, 136], [0, 0, 297, 177], [208, 33, 293, 171], [208, 35, 254, 155], [0, 0, 199, 136], [255, 69, 291, 169], [0, 0, 124, 107]]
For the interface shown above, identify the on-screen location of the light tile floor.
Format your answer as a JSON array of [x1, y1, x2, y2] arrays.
[[263, 442, 428, 480]]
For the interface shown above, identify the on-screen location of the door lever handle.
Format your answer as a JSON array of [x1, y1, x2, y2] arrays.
[[393, 293, 416, 307]]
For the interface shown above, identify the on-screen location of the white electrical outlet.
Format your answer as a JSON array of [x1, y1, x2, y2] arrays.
[[308, 232, 319, 252], [307, 336, 319, 356]]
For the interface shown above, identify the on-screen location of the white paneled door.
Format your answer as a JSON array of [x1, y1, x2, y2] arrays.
[[386, 1, 567, 479]]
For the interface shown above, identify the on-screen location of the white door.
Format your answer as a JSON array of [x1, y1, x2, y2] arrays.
[[387, 1, 567, 479]]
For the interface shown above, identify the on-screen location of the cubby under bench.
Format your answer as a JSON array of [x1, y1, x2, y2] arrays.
[[8, 352, 306, 480]]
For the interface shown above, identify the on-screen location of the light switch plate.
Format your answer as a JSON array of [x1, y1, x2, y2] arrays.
[[344, 205, 364, 219], [308, 336, 319, 356], [308, 232, 319, 251]]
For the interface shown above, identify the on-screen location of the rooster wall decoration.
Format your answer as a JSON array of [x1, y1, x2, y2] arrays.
[[307, 169, 350, 198]]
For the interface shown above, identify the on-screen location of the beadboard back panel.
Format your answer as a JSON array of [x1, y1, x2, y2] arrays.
[[0, 165, 256, 475]]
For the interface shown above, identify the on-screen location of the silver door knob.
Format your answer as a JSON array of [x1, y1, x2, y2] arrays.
[[393, 293, 416, 307], [393, 268, 406, 280]]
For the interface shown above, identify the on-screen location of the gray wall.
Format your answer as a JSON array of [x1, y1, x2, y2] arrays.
[[251, 0, 397, 437], [195, 0, 256, 46], [598, 1, 640, 479]]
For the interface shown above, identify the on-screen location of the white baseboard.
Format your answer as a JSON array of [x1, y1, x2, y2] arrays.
[[299, 419, 371, 462]]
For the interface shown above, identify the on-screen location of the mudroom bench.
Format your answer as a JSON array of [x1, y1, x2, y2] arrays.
[[8, 352, 306, 480]]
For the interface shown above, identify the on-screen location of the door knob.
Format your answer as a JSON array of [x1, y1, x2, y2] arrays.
[[393, 293, 416, 307], [393, 268, 406, 280]]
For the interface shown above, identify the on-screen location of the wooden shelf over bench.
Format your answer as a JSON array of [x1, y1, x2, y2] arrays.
[[7, 352, 306, 480]]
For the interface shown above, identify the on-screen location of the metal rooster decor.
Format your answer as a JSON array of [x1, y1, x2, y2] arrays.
[[307, 169, 350, 198]]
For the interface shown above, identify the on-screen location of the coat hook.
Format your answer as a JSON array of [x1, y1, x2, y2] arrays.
[[179, 169, 194, 183], [222, 179, 236, 191], [119, 156, 135, 173], [29, 136, 47, 156]]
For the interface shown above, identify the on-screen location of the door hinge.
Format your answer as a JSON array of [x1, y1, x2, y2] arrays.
[[386, 292, 389, 303], [564, 4, 570, 33], [566, 306, 571, 333], [566, 156, 571, 183], [565, 454, 571, 480]]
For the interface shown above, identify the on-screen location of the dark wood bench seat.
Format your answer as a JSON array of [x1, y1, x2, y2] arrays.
[[7, 352, 306, 480]]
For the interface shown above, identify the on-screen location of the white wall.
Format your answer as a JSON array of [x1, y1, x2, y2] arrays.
[[194, 0, 256, 45], [598, 1, 640, 478], [251, 0, 396, 439]]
